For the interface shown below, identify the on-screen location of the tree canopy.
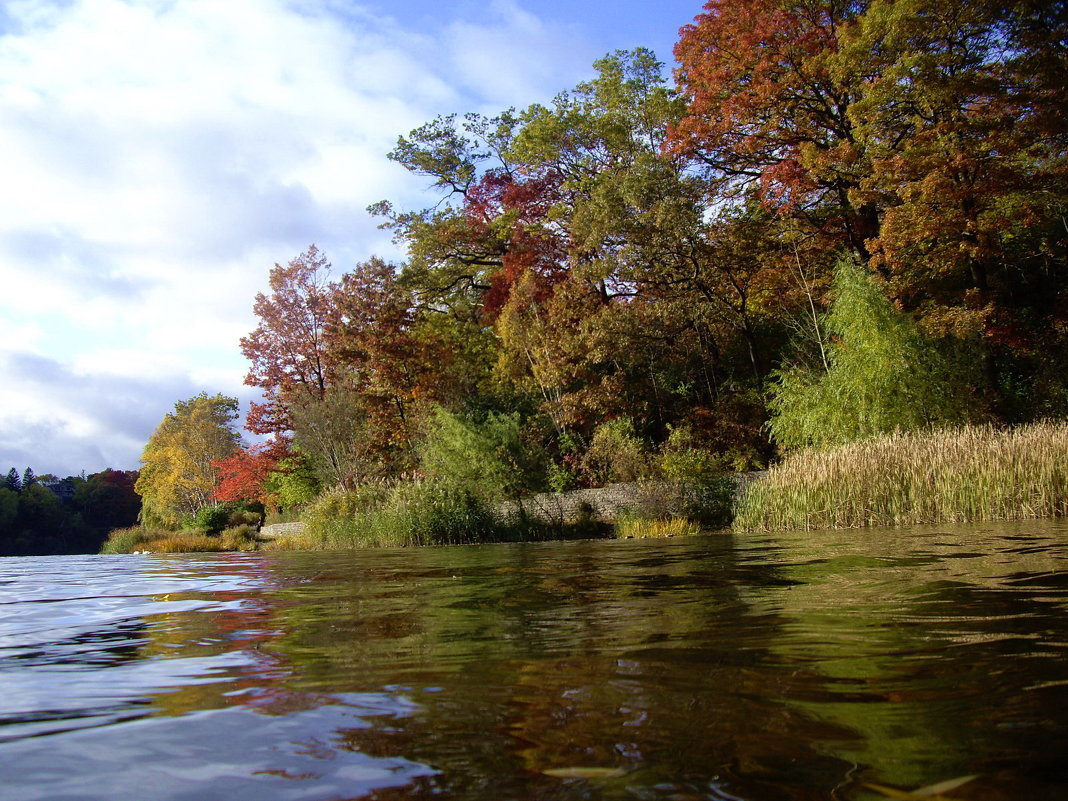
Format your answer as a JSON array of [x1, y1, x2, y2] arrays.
[[135, 394, 241, 527], [120, 2, 1067, 519]]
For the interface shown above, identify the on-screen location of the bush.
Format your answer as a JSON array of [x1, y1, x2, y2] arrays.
[[580, 417, 651, 485], [191, 504, 231, 534], [768, 257, 972, 449], [300, 480, 502, 549]]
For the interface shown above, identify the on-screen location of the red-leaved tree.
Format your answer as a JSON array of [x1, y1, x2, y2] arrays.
[[240, 246, 336, 434]]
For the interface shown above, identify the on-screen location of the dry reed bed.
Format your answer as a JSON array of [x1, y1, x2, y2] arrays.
[[733, 422, 1068, 531]]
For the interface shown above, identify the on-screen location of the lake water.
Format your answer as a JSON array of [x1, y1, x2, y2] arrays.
[[1, 522, 1067, 800]]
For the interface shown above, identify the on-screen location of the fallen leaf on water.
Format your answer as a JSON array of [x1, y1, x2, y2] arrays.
[[543, 767, 628, 780], [862, 778, 976, 801], [863, 784, 946, 800], [914, 775, 979, 796]]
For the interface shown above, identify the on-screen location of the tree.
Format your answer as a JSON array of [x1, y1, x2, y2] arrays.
[[768, 258, 971, 449], [135, 394, 241, 527], [212, 439, 289, 508], [74, 469, 141, 537], [241, 246, 336, 434], [671, 0, 877, 257], [836, 0, 1068, 414], [417, 406, 535, 501], [289, 386, 381, 490], [4, 468, 21, 493], [21, 467, 36, 489]]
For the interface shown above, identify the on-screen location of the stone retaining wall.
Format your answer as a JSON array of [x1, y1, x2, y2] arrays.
[[499, 473, 764, 525], [260, 521, 308, 538], [261, 472, 765, 534]]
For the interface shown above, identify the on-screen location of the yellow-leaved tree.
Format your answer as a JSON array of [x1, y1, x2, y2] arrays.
[[135, 394, 241, 528]]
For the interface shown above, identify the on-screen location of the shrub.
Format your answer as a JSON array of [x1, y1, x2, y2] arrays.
[[580, 417, 651, 485], [219, 525, 259, 551], [768, 257, 972, 449], [100, 526, 154, 554], [191, 504, 231, 534]]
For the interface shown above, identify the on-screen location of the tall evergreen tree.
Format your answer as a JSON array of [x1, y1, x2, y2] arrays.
[[4, 468, 21, 493]]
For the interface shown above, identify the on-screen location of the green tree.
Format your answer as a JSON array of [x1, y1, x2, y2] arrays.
[[768, 258, 971, 449], [417, 406, 534, 501], [135, 394, 241, 527], [0, 487, 18, 545], [4, 468, 21, 493]]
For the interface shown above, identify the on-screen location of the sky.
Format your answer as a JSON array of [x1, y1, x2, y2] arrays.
[[0, 0, 705, 478]]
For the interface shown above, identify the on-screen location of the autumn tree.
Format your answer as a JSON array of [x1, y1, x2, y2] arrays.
[[836, 0, 1068, 415], [672, 0, 876, 257], [211, 439, 291, 509], [241, 246, 336, 434], [136, 394, 241, 528]]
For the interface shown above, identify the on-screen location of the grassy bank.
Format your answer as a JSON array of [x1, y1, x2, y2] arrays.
[[100, 525, 260, 554], [733, 422, 1068, 531], [262, 480, 614, 551]]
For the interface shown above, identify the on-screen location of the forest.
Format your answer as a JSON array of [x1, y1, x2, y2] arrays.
[[19, 0, 1068, 553], [0, 467, 140, 556]]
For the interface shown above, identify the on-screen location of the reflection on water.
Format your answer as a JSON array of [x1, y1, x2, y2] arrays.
[[1, 522, 1066, 800]]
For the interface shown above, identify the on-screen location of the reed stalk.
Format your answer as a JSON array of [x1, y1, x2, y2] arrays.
[[733, 422, 1068, 531]]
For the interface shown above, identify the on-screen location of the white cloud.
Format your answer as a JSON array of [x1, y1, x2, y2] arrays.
[[0, 0, 616, 475]]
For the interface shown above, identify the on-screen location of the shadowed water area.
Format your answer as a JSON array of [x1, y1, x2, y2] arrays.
[[1, 522, 1066, 800]]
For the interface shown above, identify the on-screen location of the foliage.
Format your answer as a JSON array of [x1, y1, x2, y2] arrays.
[[656, 425, 726, 485], [768, 257, 972, 449], [734, 422, 1068, 531], [240, 246, 335, 434], [580, 417, 651, 485], [212, 439, 288, 508], [263, 453, 321, 510], [0, 469, 140, 556], [100, 524, 258, 554], [301, 480, 499, 549], [417, 406, 534, 500], [289, 386, 381, 489], [190, 504, 231, 535], [4, 468, 21, 493], [0, 488, 17, 532], [135, 394, 241, 528]]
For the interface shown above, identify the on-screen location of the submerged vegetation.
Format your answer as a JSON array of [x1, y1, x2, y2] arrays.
[[735, 422, 1068, 532]]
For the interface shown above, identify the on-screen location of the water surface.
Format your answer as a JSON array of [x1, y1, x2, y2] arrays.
[[1, 522, 1066, 799]]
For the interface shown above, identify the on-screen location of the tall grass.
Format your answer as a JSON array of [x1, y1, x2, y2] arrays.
[[734, 422, 1068, 531], [100, 525, 259, 554], [298, 480, 501, 549]]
